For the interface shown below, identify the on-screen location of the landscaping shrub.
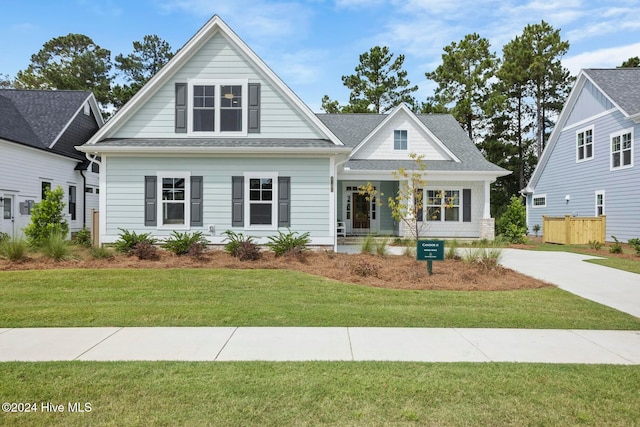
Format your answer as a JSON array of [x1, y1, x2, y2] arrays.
[[72, 227, 92, 247], [589, 240, 602, 250], [0, 232, 8, 244], [223, 230, 256, 257], [445, 239, 460, 260], [130, 241, 159, 260], [41, 232, 72, 261], [89, 246, 114, 260], [235, 241, 262, 261], [0, 237, 29, 261], [266, 228, 311, 257], [375, 238, 388, 257], [627, 238, 640, 256], [350, 259, 380, 277], [24, 186, 69, 246], [163, 231, 208, 256], [360, 234, 374, 254], [114, 228, 157, 255], [609, 236, 623, 254], [496, 196, 527, 244], [463, 247, 502, 270]]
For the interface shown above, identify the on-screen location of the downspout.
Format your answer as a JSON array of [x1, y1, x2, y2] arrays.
[[80, 169, 86, 228]]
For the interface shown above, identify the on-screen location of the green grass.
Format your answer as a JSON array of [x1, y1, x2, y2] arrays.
[[1, 268, 639, 329], [1, 362, 639, 426]]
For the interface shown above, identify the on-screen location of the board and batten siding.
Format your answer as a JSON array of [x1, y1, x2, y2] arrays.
[[0, 139, 93, 237], [528, 109, 640, 241], [113, 32, 323, 140], [103, 156, 331, 243], [351, 112, 451, 161]]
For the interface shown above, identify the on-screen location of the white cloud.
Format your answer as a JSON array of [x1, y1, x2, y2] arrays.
[[563, 42, 640, 74], [160, 0, 314, 40]]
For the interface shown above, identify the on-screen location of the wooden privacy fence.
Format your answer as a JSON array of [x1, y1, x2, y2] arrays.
[[542, 215, 606, 245]]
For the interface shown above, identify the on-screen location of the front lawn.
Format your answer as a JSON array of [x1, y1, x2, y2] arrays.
[[1, 269, 639, 329], [1, 362, 638, 426]]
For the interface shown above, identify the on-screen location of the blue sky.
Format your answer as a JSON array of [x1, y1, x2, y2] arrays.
[[2, 0, 639, 111]]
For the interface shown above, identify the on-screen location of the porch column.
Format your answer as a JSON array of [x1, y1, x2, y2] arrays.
[[483, 180, 491, 219]]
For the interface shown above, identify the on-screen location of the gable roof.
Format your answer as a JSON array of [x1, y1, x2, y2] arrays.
[[82, 15, 344, 149], [0, 89, 102, 160], [583, 68, 640, 118], [318, 110, 508, 174], [526, 68, 640, 192]]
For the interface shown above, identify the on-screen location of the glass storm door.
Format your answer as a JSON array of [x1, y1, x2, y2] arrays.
[[352, 193, 370, 230]]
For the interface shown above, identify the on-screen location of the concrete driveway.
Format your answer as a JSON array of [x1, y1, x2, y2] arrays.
[[499, 249, 640, 318]]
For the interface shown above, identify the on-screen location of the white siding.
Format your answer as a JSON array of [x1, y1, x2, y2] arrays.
[[103, 155, 331, 243], [113, 32, 323, 140], [0, 140, 91, 237], [352, 112, 451, 161]]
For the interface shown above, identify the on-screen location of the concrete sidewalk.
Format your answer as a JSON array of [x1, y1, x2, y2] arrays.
[[1, 327, 639, 364], [498, 249, 640, 318]]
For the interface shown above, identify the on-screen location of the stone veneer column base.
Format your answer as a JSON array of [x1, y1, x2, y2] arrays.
[[479, 218, 495, 240]]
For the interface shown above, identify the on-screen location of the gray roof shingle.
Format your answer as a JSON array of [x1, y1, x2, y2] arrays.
[[0, 89, 92, 159], [317, 113, 507, 173], [583, 68, 640, 116]]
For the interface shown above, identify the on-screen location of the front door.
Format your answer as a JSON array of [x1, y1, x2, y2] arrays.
[[1, 195, 14, 238], [352, 193, 370, 231]]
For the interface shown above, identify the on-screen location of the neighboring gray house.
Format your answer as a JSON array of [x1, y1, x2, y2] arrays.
[[78, 15, 508, 248], [0, 89, 103, 238], [524, 68, 640, 242]]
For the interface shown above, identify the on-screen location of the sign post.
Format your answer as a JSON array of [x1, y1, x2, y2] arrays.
[[416, 240, 444, 275]]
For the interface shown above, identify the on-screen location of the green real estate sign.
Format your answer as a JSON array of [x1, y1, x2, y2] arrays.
[[416, 240, 445, 261]]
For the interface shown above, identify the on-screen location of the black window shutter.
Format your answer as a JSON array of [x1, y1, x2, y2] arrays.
[[144, 176, 157, 226], [463, 189, 471, 222], [415, 189, 424, 221], [248, 83, 260, 133], [232, 176, 244, 227], [190, 176, 203, 226], [278, 176, 290, 227], [175, 83, 187, 133]]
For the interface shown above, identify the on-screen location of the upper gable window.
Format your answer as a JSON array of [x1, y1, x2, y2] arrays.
[[394, 130, 407, 150], [188, 80, 247, 135], [610, 129, 633, 170], [576, 127, 594, 162]]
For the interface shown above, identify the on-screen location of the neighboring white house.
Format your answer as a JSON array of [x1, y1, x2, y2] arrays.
[[77, 15, 509, 248], [524, 68, 640, 242], [0, 89, 103, 238]]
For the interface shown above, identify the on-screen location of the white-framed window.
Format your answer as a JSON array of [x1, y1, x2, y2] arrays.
[[426, 189, 460, 222], [610, 129, 633, 170], [394, 130, 407, 150], [245, 172, 278, 229], [532, 194, 546, 208], [576, 126, 594, 162], [157, 172, 191, 229], [188, 79, 247, 135], [595, 190, 605, 216]]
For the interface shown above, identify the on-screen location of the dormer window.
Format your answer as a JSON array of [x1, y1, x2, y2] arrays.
[[394, 130, 407, 150]]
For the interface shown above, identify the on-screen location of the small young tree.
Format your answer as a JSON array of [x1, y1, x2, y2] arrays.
[[359, 153, 450, 240], [496, 196, 527, 243], [24, 186, 69, 245]]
